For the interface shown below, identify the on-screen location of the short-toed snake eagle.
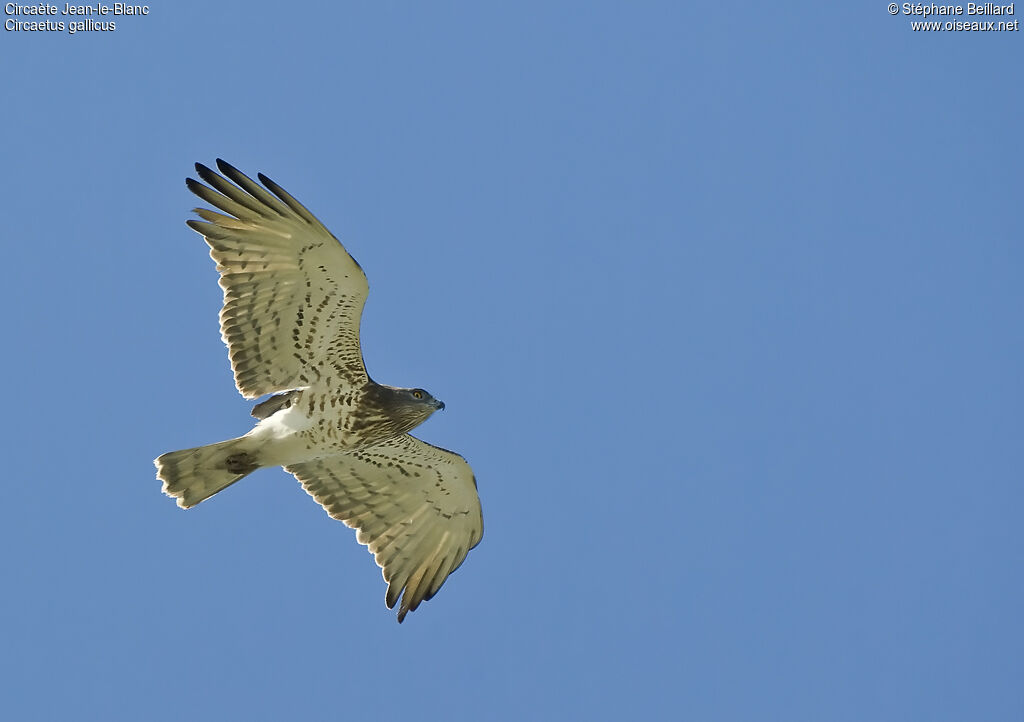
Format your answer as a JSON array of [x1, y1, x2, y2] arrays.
[[154, 160, 482, 623]]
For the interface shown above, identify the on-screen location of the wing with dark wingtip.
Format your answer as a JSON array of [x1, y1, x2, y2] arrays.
[[186, 160, 369, 398], [285, 435, 484, 623]]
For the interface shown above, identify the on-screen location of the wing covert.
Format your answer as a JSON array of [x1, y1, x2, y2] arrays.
[[285, 435, 483, 623], [186, 160, 369, 398]]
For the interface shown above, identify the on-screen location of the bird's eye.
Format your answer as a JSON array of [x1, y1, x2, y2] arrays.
[[413, 390, 423, 399]]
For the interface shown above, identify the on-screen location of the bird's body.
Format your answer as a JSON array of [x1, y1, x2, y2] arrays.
[[155, 160, 482, 623], [251, 383, 442, 458]]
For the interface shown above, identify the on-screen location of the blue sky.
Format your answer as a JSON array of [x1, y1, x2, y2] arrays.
[[1, 2, 1021, 720]]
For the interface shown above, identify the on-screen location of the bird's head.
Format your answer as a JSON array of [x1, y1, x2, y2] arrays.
[[371, 384, 445, 434], [405, 387, 445, 413]]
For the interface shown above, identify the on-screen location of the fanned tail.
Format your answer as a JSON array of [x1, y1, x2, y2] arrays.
[[155, 437, 261, 509]]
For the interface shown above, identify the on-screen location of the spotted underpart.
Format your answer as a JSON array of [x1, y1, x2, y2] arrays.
[[155, 159, 483, 624]]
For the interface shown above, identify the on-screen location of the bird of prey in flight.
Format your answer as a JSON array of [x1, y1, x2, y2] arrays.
[[154, 160, 483, 623]]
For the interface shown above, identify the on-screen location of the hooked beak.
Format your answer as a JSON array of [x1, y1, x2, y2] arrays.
[[434, 399, 446, 411]]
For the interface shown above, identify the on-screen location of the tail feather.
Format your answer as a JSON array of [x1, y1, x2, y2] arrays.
[[155, 437, 261, 509]]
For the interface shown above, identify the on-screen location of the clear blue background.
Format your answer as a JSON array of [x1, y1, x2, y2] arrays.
[[1, 2, 1020, 720]]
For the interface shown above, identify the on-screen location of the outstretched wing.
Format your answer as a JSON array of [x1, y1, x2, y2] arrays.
[[186, 159, 369, 399], [286, 435, 483, 623]]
